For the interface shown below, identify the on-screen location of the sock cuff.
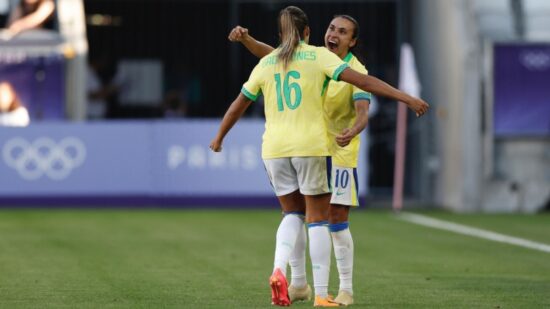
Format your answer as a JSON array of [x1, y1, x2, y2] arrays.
[[329, 221, 349, 232], [307, 220, 329, 228]]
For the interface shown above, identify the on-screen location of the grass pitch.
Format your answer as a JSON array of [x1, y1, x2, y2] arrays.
[[0, 209, 549, 308]]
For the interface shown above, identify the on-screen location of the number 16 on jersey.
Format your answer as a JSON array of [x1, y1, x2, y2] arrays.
[[274, 71, 302, 111]]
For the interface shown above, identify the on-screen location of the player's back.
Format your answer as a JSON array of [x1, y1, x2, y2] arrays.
[[242, 42, 348, 159]]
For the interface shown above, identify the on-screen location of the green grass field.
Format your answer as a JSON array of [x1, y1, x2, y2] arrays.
[[0, 209, 549, 308]]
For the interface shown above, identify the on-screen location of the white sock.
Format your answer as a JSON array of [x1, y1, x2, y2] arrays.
[[273, 214, 303, 277], [289, 221, 307, 288], [308, 222, 331, 297], [331, 224, 354, 295]]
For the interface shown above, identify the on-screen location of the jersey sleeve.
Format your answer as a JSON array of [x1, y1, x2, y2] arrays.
[[317, 47, 349, 81], [241, 62, 263, 101], [350, 61, 372, 102]]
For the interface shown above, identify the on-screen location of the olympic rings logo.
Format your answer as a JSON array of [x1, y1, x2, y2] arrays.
[[519, 50, 550, 71], [2, 137, 86, 181]]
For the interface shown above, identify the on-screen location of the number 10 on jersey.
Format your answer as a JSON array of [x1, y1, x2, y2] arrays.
[[274, 71, 302, 111]]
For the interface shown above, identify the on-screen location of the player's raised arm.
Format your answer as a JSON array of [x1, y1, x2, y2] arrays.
[[210, 93, 253, 152], [228, 25, 275, 59], [339, 68, 429, 117]]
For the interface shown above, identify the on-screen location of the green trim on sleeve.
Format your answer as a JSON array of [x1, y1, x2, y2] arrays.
[[353, 92, 372, 101], [241, 87, 259, 101], [332, 63, 349, 81]]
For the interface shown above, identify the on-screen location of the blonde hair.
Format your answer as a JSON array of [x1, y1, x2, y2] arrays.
[[277, 6, 308, 69]]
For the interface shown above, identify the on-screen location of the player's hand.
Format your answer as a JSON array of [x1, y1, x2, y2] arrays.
[[228, 26, 249, 42], [336, 128, 355, 147], [209, 138, 223, 152], [407, 97, 430, 117]]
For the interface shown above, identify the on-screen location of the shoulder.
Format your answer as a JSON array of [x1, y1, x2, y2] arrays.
[[256, 49, 279, 68], [311, 45, 330, 55], [349, 55, 368, 74], [298, 43, 325, 54], [313, 46, 343, 64]]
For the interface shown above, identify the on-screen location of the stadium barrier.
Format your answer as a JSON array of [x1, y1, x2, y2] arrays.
[[0, 120, 367, 207]]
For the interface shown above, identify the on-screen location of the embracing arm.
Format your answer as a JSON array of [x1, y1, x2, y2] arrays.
[[336, 99, 370, 147], [339, 68, 429, 117], [228, 26, 275, 59], [210, 93, 253, 152]]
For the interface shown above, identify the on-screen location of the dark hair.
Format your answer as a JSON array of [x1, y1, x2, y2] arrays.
[[278, 6, 309, 69]]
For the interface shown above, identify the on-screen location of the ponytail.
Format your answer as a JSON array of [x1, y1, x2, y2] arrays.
[[277, 6, 309, 69]]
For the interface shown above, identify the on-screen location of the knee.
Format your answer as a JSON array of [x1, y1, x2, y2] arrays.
[[306, 209, 329, 223], [329, 205, 350, 224]]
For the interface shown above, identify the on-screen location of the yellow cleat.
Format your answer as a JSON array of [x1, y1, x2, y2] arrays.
[[314, 295, 342, 307], [288, 284, 312, 302], [333, 290, 353, 306]]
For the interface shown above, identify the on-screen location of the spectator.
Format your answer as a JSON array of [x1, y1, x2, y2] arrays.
[[4, 0, 55, 38], [87, 58, 110, 120], [162, 89, 188, 119], [86, 55, 126, 119], [0, 81, 30, 127]]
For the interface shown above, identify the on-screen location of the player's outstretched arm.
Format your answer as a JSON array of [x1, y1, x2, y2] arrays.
[[210, 93, 253, 152], [339, 68, 429, 117], [228, 25, 275, 59], [336, 99, 369, 147]]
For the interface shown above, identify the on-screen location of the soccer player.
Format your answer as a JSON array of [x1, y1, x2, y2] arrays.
[[228, 15, 398, 305], [210, 6, 428, 307]]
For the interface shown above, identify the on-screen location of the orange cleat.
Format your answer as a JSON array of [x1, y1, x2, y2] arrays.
[[314, 295, 342, 307], [270, 268, 291, 306]]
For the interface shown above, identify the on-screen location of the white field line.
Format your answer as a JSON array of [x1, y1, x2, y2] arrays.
[[397, 212, 550, 254]]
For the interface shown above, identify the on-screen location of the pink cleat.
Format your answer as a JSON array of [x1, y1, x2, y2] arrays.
[[269, 268, 291, 306]]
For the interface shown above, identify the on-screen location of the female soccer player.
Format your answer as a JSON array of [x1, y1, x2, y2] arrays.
[[211, 6, 428, 307], [228, 15, 392, 306]]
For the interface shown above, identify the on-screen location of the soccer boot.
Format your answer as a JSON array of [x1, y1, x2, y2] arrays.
[[270, 268, 290, 306], [288, 284, 312, 302], [313, 295, 341, 307], [333, 290, 353, 306]]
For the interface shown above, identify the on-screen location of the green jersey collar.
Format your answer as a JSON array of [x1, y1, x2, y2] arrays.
[[343, 52, 353, 63]]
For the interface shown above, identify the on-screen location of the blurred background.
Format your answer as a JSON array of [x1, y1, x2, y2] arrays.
[[0, 0, 548, 212]]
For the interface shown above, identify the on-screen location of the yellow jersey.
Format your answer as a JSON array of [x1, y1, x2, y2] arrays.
[[325, 53, 371, 167], [242, 42, 348, 159]]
